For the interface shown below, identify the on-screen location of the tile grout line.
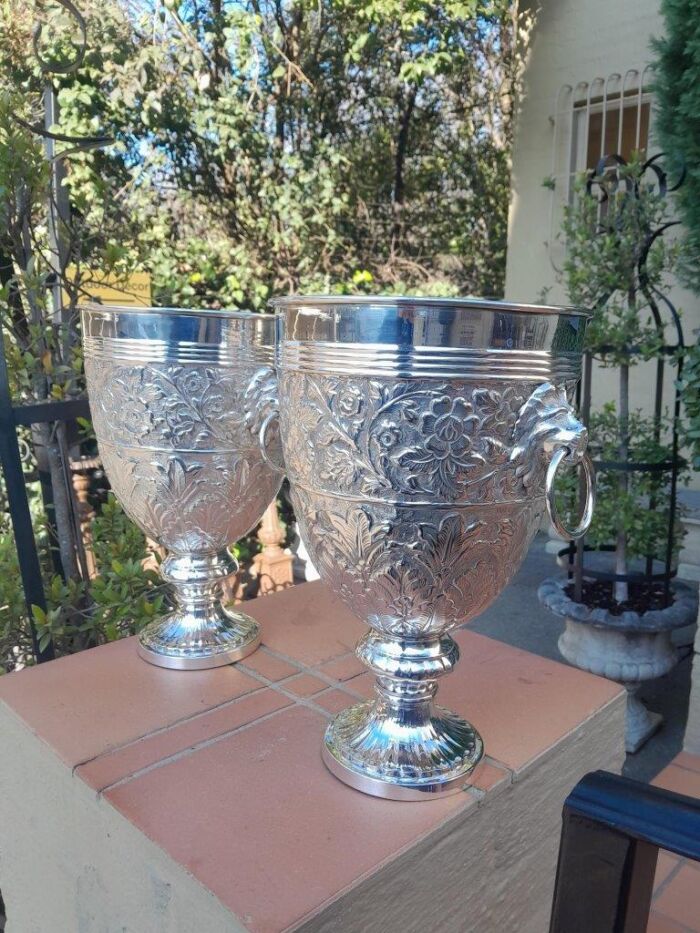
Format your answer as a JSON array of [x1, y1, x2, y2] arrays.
[[96, 667, 353, 794], [238, 662, 350, 719], [240, 647, 371, 703], [666, 760, 700, 778], [652, 856, 686, 902], [71, 681, 272, 775], [80, 644, 517, 797], [73, 646, 360, 776], [97, 702, 296, 795], [245, 645, 362, 690], [649, 907, 695, 933]]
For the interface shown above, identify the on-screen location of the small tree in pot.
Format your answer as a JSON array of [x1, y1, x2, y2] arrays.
[[538, 156, 697, 753]]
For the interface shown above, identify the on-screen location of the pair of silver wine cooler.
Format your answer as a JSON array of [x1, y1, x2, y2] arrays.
[[82, 296, 594, 800]]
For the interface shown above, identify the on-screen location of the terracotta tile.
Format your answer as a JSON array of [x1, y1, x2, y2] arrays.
[[318, 654, 366, 682], [283, 673, 328, 697], [105, 706, 474, 932], [439, 630, 623, 774], [653, 863, 700, 931], [674, 751, 700, 775], [647, 911, 691, 933], [0, 637, 259, 767], [654, 851, 682, 892], [77, 688, 292, 792], [246, 581, 366, 665], [653, 764, 700, 800], [344, 671, 376, 699], [314, 689, 356, 715], [240, 649, 301, 682], [466, 758, 510, 795]]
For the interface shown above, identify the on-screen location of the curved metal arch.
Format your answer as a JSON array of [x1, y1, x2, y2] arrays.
[[32, 0, 87, 75]]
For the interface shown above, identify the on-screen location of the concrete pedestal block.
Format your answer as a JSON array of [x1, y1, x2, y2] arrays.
[[0, 582, 624, 933]]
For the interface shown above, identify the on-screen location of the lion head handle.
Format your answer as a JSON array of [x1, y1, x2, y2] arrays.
[[509, 382, 588, 491]]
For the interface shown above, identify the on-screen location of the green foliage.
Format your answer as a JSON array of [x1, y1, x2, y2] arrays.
[[0, 494, 165, 671], [38, 0, 521, 304], [653, 0, 700, 292], [562, 162, 678, 366], [679, 340, 700, 470], [0, 0, 527, 660], [558, 158, 686, 598], [554, 406, 685, 562]]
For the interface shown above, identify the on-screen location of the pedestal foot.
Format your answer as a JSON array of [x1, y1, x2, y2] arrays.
[[138, 610, 261, 670], [137, 550, 261, 670], [322, 698, 483, 800], [625, 687, 663, 754]]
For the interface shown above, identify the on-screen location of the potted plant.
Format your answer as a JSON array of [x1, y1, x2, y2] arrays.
[[538, 156, 697, 753]]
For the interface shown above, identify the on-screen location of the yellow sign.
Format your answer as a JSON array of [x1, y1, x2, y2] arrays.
[[64, 269, 152, 307]]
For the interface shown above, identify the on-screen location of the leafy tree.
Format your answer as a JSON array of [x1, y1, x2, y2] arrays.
[[53, 0, 523, 305], [559, 158, 685, 604], [652, 1, 700, 481], [653, 0, 700, 291], [0, 0, 527, 665]]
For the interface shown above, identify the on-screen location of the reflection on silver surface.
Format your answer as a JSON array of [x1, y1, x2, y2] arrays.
[[273, 295, 592, 799], [82, 304, 281, 670]]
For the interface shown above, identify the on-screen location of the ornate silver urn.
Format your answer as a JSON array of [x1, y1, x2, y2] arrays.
[[82, 304, 281, 670], [271, 296, 594, 799]]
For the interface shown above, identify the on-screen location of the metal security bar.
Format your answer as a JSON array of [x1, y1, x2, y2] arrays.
[[550, 770, 700, 933], [548, 67, 653, 271]]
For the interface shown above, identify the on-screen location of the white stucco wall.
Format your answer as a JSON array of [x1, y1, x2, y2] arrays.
[[506, 0, 700, 493]]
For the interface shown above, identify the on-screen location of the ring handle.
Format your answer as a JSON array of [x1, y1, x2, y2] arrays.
[[545, 448, 596, 540], [259, 411, 285, 474]]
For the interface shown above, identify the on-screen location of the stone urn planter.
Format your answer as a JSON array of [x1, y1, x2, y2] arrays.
[[538, 577, 698, 753]]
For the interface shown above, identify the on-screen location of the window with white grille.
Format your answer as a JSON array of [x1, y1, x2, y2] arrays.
[[548, 67, 652, 268]]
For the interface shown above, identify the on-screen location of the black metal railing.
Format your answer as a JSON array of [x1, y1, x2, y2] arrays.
[[0, 0, 105, 664], [550, 769, 700, 932], [0, 334, 90, 662]]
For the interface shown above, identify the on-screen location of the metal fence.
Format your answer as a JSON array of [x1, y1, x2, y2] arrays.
[[0, 327, 89, 662]]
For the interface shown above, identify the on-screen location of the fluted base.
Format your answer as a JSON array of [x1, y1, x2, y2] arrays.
[[138, 609, 261, 670], [322, 698, 483, 800], [137, 549, 261, 670]]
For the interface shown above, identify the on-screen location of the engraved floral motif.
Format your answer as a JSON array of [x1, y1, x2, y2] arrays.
[[100, 443, 280, 554], [292, 485, 540, 637], [86, 359, 271, 450], [86, 357, 282, 553], [280, 374, 586, 504], [400, 395, 481, 496], [334, 384, 364, 418]]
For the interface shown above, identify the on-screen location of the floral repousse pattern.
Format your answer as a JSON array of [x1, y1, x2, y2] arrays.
[[86, 359, 277, 450], [101, 446, 280, 554], [282, 373, 587, 638], [280, 373, 583, 502], [86, 359, 282, 552], [292, 486, 540, 637]]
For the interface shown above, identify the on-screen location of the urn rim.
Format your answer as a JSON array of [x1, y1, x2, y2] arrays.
[[80, 302, 268, 321], [270, 294, 589, 319]]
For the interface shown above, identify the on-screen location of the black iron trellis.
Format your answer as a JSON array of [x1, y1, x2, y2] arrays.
[[0, 0, 108, 664], [563, 153, 686, 607]]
